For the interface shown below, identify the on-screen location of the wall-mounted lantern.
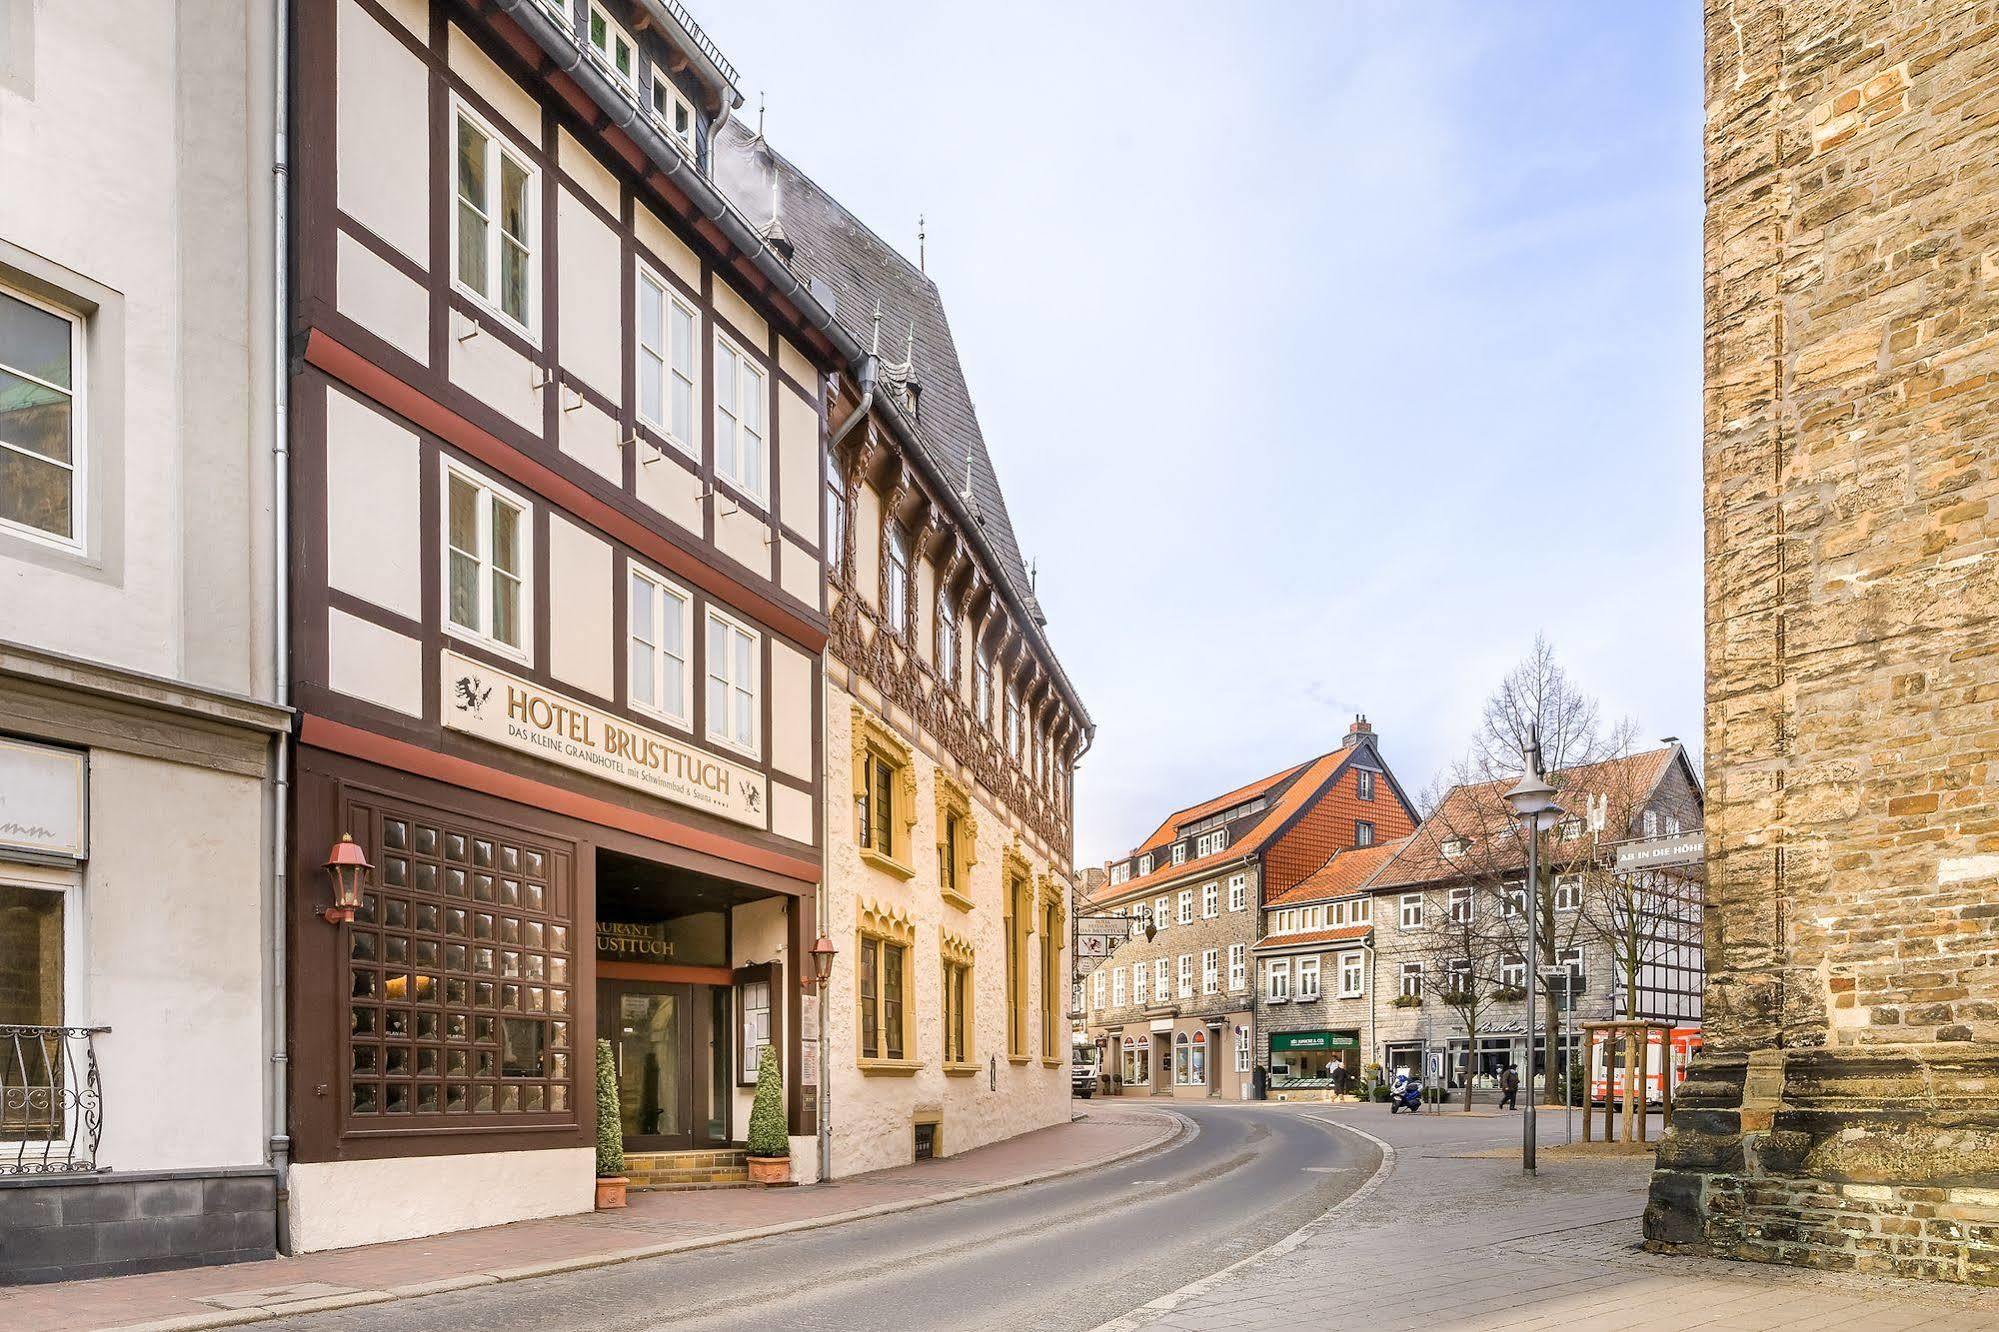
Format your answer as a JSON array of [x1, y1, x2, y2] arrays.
[[806, 934, 837, 992], [322, 833, 371, 925]]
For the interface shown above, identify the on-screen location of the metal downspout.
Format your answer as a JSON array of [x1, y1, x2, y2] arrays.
[[268, 0, 294, 1254]]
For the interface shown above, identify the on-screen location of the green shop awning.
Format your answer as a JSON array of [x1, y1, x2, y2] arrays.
[[1269, 1030, 1358, 1053]]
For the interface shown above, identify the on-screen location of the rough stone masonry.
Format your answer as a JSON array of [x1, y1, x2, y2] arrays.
[[1644, 0, 1999, 1284]]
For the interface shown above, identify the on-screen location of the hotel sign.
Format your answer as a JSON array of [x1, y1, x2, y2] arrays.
[[0, 737, 87, 862], [441, 650, 766, 828]]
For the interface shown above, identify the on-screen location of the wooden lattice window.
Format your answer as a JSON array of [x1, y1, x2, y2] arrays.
[[344, 800, 575, 1126]]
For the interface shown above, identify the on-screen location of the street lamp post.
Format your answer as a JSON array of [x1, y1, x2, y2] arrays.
[[1503, 728, 1563, 1176]]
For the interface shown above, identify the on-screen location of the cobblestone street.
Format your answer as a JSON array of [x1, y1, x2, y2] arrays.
[[1103, 1105, 1999, 1331]]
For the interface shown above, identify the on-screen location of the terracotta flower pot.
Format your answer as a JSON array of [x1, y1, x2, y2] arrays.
[[746, 1155, 792, 1185], [595, 1175, 628, 1210]]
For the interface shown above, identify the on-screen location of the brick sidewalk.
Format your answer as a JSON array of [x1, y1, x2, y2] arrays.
[[3, 1104, 1177, 1332], [1105, 1104, 1999, 1331]]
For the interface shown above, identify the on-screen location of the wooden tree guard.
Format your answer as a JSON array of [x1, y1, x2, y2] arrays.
[[1581, 1019, 1674, 1146]]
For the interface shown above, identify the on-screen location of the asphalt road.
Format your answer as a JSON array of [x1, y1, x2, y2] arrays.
[[260, 1102, 1381, 1332]]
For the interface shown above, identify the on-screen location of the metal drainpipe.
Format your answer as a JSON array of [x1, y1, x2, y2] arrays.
[[268, 0, 294, 1255]]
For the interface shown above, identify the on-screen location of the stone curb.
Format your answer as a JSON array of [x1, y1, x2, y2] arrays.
[[99, 1109, 1190, 1332], [1083, 1112, 1397, 1332]]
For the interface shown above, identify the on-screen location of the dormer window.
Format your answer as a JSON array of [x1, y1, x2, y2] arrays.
[[1195, 829, 1228, 857], [586, 3, 638, 98], [650, 70, 697, 157], [1109, 862, 1131, 887], [1442, 836, 1471, 859], [1137, 853, 1154, 877], [1171, 843, 1187, 866]]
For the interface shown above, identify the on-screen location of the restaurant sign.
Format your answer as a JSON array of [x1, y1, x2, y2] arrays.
[[0, 737, 87, 862], [1268, 1030, 1358, 1053], [441, 650, 766, 828]]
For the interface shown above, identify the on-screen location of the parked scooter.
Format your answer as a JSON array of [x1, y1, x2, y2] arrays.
[[1388, 1074, 1423, 1114]]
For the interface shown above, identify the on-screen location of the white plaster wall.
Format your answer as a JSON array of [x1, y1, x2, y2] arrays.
[[335, 231, 428, 366], [558, 129, 621, 218], [637, 454, 702, 534], [559, 393, 623, 485], [768, 641, 813, 782], [327, 608, 423, 716], [446, 21, 539, 142], [324, 387, 421, 617], [336, 0, 428, 265], [288, 1147, 595, 1251], [634, 203, 701, 292], [714, 501, 772, 578], [711, 277, 767, 351], [777, 383, 819, 545], [824, 685, 1071, 1178], [547, 515, 612, 699], [86, 753, 267, 1171], [0, 0, 275, 698], [777, 338, 815, 392], [449, 321, 543, 433], [780, 538, 820, 610], [771, 783, 813, 846], [556, 188, 621, 401], [730, 896, 791, 1135]]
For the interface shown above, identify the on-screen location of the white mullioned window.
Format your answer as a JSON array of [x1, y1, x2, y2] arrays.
[[1138, 853, 1154, 877], [627, 563, 691, 726], [1153, 957, 1169, 1001], [1111, 967, 1126, 1007], [1503, 884, 1527, 918], [1400, 893, 1423, 929], [1177, 889, 1193, 925], [713, 332, 767, 501], [1297, 957, 1321, 1001], [649, 68, 696, 155], [1195, 829, 1228, 856], [1228, 943, 1247, 992], [0, 284, 83, 549], [1266, 958, 1290, 1002], [704, 607, 760, 755], [974, 641, 992, 727], [586, 2, 638, 96], [1357, 768, 1376, 801], [1555, 874, 1582, 910], [1133, 962, 1148, 1006], [1177, 953, 1193, 999], [1235, 1025, 1251, 1073], [1202, 948, 1219, 994], [452, 100, 536, 335], [1400, 961, 1423, 998], [885, 523, 911, 636], [443, 458, 532, 661], [1448, 886, 1473, 924], [1153, 893, 1169, 929], [1339, 951, 1364, 998], [1005, 683, 1023, 757], [1228, 875, 1247, 912], [1109, 862, 1131, 888], [1091, 969, 1105, 1011], [1501, 956, 1527, 989], [1202, 883, 1218, 918], [636, 265, 697, 453], [1171, 842, 1187, 866], [936, 585, 958, 685], [825, 465, 848, 576]]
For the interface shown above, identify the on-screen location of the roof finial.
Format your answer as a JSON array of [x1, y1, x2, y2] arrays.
[[918, 213, 926, 272], [1030, 559, 1039, 593], [904, 319, 916, 365], [870, 299, 883, 357], [756, 92, 766, 141]]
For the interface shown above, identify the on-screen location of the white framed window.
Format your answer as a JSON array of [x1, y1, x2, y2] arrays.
[[1201, 948, 1219, 994], [1228, 875, 1247, 912], [1399, 961, 1422, 998], [1501, 955, 1526, 989], [1356, 768, 1376, 801], [1110, 967, 1126, 1008], [1228, 943, 1246, 992], [1176, 889, 1193, 925], [586, 2, 638, 96], [885, 522, 911, 636], [739, 974, 771, 1075], [0, 285, 84, 550], [1448, 885, 1473, 924], [1202, 883, 1218, 918], [1503, 884, 1527, 918], [936, 585, 958, 685], [1265, 958, 1290, 1002], [1447, 958, 1471, 993], [1091, 969, 1105, 1011], [1170, 842, 1187, 866], [1195, 828, 1228, 856], [1554, 873, 1583, 911], [1109, 862, 1131, 888], [451, 99, 536, 335], [974, 642, 993, 727], [713, 331, 767, 502], [1153, 957, 1169, 1000], [636, 265, 697, 453], [649, 69, 696, 155], [1005, 684, 1023, 757], [627, 563, 692, 726], [1559, 946, 1587, 987], [704, 607, 760, 756], [1296, 956, 1321, 1001], [1138, 853, 1155, 878], [1399, 893, 1423, 929], [1176, 953, 1193, 999], [825, 466, 848, 575], [1132, 962, 1148, 1006], [1354, 896, 1372, 924], [1665, 815, 1682, 836], [1235, 1025, 1251, 1073], [1338, 951, 1364, 998], [1153, 894, 1169, 929], [443, 457, 532, 661], [1644, 810, 1659, 837], [1354, 820, 1375, 848]]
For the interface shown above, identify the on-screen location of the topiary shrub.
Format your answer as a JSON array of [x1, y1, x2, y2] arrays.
[[747, 1044, 789, 1159], [595, 1038, 624, 1178]]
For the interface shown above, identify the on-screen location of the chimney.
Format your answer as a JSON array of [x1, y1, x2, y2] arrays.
[[1343, 714, 1375, 749]]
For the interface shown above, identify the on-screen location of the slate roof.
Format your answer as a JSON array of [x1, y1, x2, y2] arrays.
[[1266, 837, 1414, 908], [1130, 760, 1311, 856], [710, 121, 1049, 636]]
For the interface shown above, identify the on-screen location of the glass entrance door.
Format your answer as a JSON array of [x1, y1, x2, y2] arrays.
[[598, 979, 729, 1151]]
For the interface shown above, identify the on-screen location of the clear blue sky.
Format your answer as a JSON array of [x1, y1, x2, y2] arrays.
[[697, 2, 1705, 864]]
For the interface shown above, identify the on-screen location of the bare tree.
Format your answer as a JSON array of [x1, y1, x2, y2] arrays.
[[1403, 881, 1514, 1111]]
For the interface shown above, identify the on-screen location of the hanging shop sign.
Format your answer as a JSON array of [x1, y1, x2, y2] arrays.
[[441, 650, 766, 828], [0, 737, 87, 862], [1268, 1030, 1358, 1053]]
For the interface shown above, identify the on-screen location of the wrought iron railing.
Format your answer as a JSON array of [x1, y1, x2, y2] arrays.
[[0, 1026, 106, 1175]]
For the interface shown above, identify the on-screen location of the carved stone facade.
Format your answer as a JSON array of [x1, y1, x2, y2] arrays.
[[1646, 0, 1999, 1285]]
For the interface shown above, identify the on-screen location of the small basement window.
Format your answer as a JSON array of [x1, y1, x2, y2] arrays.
[[914, 1121, 939, 1161]]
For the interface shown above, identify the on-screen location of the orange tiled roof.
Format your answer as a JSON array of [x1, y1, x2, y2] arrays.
[[1266, 837, 1413, 907], [1373, 746, 1684, 890], [1251, 923, 1372, 951], [1129, 759, 1312, 855], [1101, 749, 1353, 899]]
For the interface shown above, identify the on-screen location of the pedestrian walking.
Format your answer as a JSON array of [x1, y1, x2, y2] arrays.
[[1500, 1064, 1520, 1110]]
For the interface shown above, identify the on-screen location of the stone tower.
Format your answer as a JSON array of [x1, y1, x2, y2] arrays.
[[1645, 0, 1999, 1283]]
